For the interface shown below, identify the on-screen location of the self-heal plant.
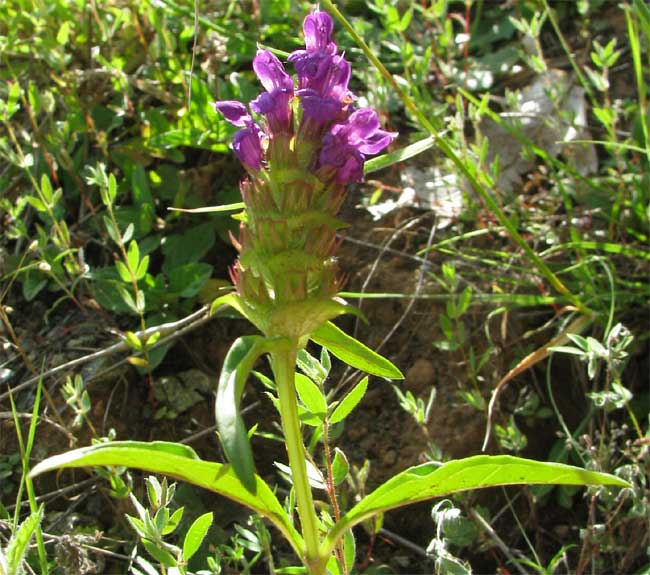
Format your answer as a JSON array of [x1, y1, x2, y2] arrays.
[[31, 9, 629, 575]]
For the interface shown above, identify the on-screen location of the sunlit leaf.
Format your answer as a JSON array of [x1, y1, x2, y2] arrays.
[[329, 377, 368, 424], [216, 336, 265, 492], [323, 455, 630, 556], [183, 512, 213, 561], [311, 323, 403, 379], [295, 374, 327, 420], [30, 442, 303, 556]]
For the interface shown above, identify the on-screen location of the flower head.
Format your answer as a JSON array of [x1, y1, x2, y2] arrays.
[[212, 9, 396, 337]]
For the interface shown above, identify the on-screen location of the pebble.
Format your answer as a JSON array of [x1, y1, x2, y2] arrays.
[[382, 449, 397, 466], [405, 358, 434, 394]]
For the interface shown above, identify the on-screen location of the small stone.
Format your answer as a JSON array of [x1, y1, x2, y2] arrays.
[[360, 436, 374, 451], [178, 368, 212, 394], [347, 426, 365, 441], [364, 387, 383, 407], [405, 358, 434, 394], [154, 369, 212, 414], [382, 449, 397, 466]]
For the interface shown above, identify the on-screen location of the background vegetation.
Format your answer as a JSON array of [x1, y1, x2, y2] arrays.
[[1, 0, 648, 573]]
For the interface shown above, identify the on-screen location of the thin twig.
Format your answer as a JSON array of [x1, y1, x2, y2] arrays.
[[377, 527, 430, 558], [470, 508, 529, 575], [0, 411, 74, 442], [5, 478, 96, 513], [0, 306, 211, 402]]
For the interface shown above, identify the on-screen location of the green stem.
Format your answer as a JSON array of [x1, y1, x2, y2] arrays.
[[272, 347, 325, 574]]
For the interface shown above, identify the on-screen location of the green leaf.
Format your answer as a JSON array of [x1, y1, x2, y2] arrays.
[[329, 377, 368, 424], [216, 336, 267, 492], [168, 262, 213, 298], [5, 506, 43, 573], [364, 135, 436, 175], [30, 441, 303, 556], [296, 348, 328, 385], [107, 173, 117, 204], [136, 290, 146, 313], [125, 514, 146, 538], [295, 374, 327, 420], [457, 286, 472, 316], [103, 215, 120, 244], [325, 555, 342, 575], [115, 260, 132, 283], [162, 507, 184, 536], [331, 448, 349, 486], [310, 323, 403, 379], [183, 512, 213, 561], [169, 202, 245, 214], [25, 195, 48, 212], [135, 255, 150, 281], [122, 223, 134, 244], [22, 269, 48, 301], [117, 285, 138, 313], [125, 331, 142, 351], [6, 81, 21, 118], [210, 292, 251, 322], [40, 174, 53, 203], [142, 539, 177, 567], [162, 223, 215, 273], [323, 455, 631, 556], [127, 240, 140, 274], [343, 529, 355, 573], [56, 20, 71, 45]]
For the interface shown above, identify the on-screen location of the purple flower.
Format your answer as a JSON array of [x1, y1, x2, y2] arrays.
[[247, 50, 294, 135], [319, 108, 396, 183], [251, 88, 293, 134], [288, 10, 337, 70], [213, 100, 251, 127], [293, 51, 353, 141], [214, 100, 265, 171], [298, 53, 351, 101], [303, 10, 337, 53], [289, 11, 350, 100], [253, 50, 294, 93], [233, 125, 264, 171], [300, 90, 343, 124]]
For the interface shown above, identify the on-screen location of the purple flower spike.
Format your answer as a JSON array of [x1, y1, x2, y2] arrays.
[[253, 50, 294, 93], [303, 11, 337, 54], [214, 100, 251, 127], [233, 126, 264, 172]]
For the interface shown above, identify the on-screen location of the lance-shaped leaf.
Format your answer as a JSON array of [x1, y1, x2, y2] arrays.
[[5, 506, 43, 574], [322, 454, 630, 557], [30, 441, 303, 557], [311, 322, 403, 379], [216, 336, 273, 492], [364, 135, 436, 175]]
